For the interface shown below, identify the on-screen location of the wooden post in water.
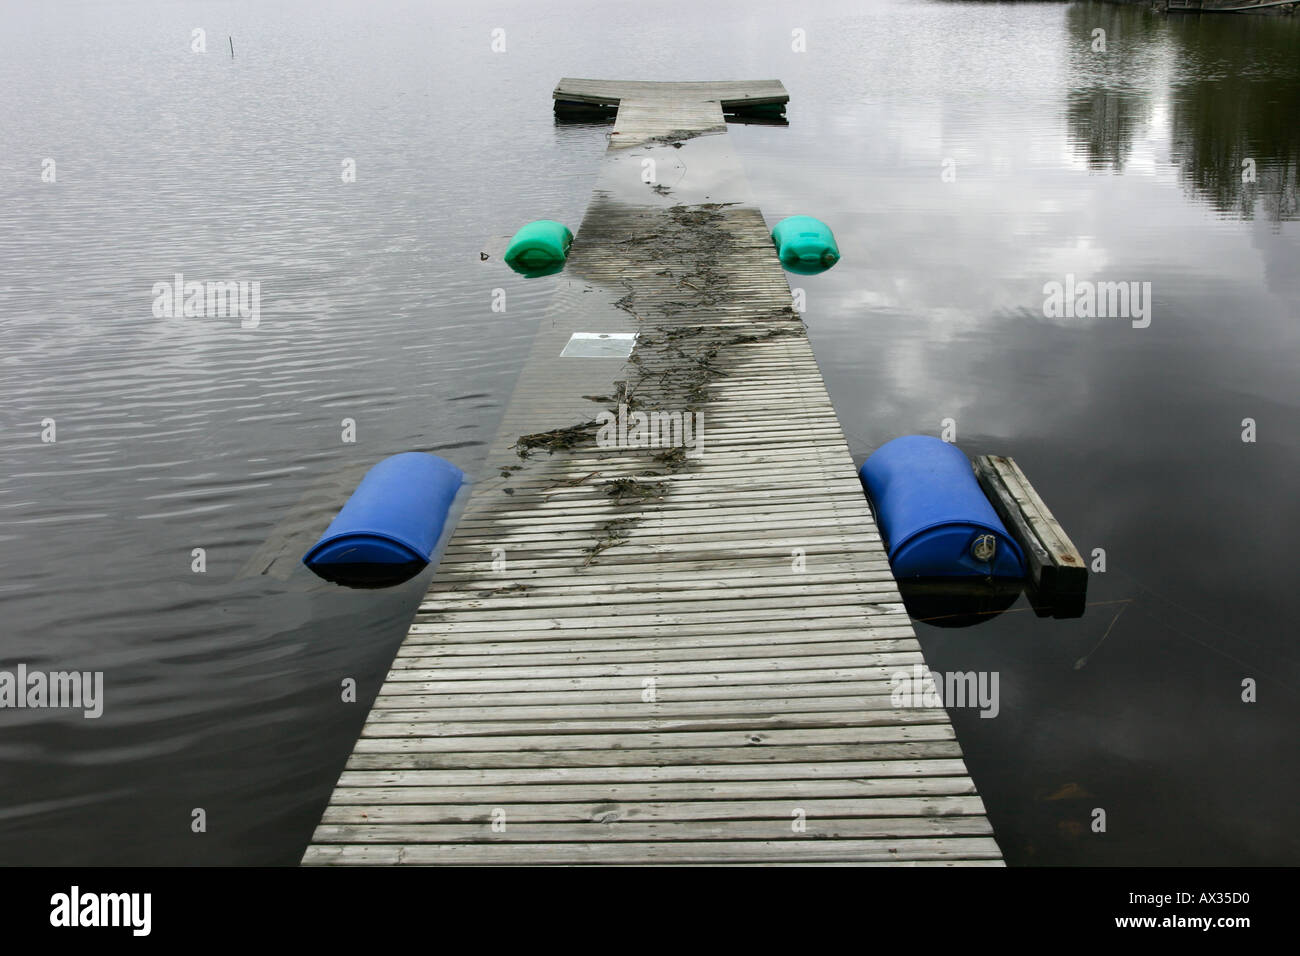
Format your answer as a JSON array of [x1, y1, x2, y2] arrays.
[[972, 455, 1087, 606]]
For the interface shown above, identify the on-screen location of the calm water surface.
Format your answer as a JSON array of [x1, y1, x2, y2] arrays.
[[0, 0, 1296, 864]]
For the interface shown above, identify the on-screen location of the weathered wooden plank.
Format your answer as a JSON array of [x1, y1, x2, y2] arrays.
[[406, 607, 898, 634], [362, 696, 924, 719], [382, 666, 918, 691], [972, 454, 1087, 598], [379, 653, 923, 681], [358, 709, 956, 738], [336, 759, 973, 789], [392, 636, 919, 665], [378, 669, 916, 691], [401, 616, 913, 642], [320, 795, 984, 824], [554, 78, 790, 109], [344, 741, 964, 770], [352, 725, 956, 753], [302, 838, 1002, 865], [324, 776, 982, 806], [432, 558, 887, 581], [311, 817, 995, 844], [414, 593, 902, 622]]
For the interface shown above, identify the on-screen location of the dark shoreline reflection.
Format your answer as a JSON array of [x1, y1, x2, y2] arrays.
[[1063, 3, 1162, 172], [1167, 13, 1300, 221], [1063, 2, 1300, 220]]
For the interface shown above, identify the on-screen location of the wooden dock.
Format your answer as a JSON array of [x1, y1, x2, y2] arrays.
[[1167, 0, 1298, 12], [302, 79, 1002, 865]]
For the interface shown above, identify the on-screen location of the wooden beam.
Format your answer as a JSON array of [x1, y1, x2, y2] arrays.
[[972, 456, 1087, 603]]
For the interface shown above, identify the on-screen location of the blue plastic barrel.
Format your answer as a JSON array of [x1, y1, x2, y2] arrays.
[[859, 436, 1024, 579], [771, 215, 840, 275], [303, 452, 465, 586]]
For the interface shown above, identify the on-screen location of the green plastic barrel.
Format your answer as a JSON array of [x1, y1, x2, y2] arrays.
[[504, 220, 573, 275], [771, 216, 840, 275]]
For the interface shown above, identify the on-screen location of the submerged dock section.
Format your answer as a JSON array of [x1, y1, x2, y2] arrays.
[[303, 79, 1002, 865]]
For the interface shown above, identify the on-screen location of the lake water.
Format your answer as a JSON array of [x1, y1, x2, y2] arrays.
[[0, 0, 1295, 864]]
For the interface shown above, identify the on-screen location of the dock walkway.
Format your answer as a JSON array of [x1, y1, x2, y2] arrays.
[[303, 79, 1002, 865]]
